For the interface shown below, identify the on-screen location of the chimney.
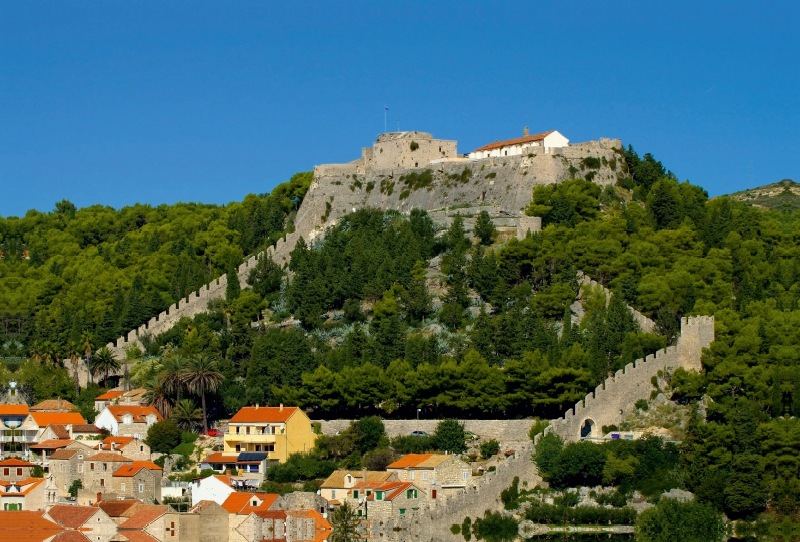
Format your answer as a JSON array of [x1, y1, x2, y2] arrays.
[[279, 404, 284, 412], [523, 126, 530, 136], [58, 397, 61, 410], [96, 492, 102, 503], [225, 469, 231, 476], [362, 467, 367, 481]]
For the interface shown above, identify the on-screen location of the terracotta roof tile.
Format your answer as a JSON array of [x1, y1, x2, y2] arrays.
[[118, 505, 168, 529], [31, 399, 77, 412], [220, 492, 279, 514], [0, 405, 29, 416], [48, 424, 71, 439], [30, 412, 87, 427], [118, 530, 159, 542], [471, 131, 555, 153], [105, 405, 162, 423], [52, 532, 90, 542], [95, 390, 126, 401], [46, 505, 97, 529], [387, 453, 451, 469], [229, 406, 298, 423], [98, 436, 134, 450], [96, 499, 140, 517], [48, 449, 80, 460], [202, 453, 238, 464], [113, 462, 162, 477], [321, 470, 393, 488], [71, 424, 101, 433], [30, 439, 74, 450], [0, 511, 63, 542]]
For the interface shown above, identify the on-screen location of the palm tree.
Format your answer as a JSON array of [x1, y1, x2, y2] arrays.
[[172, 399, 202, 432], [182, 355, 223, 434], [159, 354, 187, 403], [92, 347, 121, 388], [143, 377, 173, 419]]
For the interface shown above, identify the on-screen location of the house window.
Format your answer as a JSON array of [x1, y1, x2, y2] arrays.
[[139, 483, 144, 493], [16, 468, 22, 476], [121, 483, 126, 492], [236, 427, 240, 434], [90, 463, 94, 471], [463, 471, 469, 480], [78, 464, 83, 473], [331, 490, 336, 499], [353, 490, 359, 499], [265, 444, 274, 452], [400, 508, 406, 515], [140, 446, 144, 452], [2, 469, 8, 476], [235, 445, 241, 452], [103, 464, 108, 471], [252, 500, 258, 506], [60, 464, 66, 473], [100, 479, 105, 487], [422, 472, 428, 481], [246, 427, 250, 434], [432, 489, 437, 499], [376, 491, 382, 501], [357, 510, 362, 517], [409, 472, 414, 480], [255, 445, 261, 452]]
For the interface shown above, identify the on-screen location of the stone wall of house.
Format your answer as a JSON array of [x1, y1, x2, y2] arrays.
[[273, 491, 326, 512], [49, 453, 85, 494]]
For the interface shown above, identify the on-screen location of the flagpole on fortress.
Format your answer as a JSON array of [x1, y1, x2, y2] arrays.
[[384, 105, 388, 133]]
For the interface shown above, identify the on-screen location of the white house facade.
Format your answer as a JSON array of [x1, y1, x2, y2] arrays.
[[468, 130, 569, 159], [190, 474, 235, 507]]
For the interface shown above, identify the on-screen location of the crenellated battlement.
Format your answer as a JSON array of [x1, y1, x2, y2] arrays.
[[547, 315, 715, 442]]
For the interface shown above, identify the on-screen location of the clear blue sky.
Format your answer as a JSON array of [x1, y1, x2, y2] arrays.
[[1, 1, 798, 217]]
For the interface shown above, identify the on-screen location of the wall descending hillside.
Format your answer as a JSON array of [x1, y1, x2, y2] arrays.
[[103, 137, 624, 362], [547, 316, 714, 442]]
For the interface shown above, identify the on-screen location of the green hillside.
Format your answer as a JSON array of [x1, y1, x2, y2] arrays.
[[2, 146, 800, 527], [727, 178, 800, 211]]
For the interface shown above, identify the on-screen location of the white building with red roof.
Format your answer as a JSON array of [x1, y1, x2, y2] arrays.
[[468, 129, 569, 159], [94, 405, 162, 438], [93, 390, 125, 412], [190, 472, 235, 507]]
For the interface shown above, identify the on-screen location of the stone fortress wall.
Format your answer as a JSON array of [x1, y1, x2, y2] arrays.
[[547, 315, 714, 442], [98, 131, 625, 378]]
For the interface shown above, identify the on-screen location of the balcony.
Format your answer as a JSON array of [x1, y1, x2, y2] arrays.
[[225, 433, 281, 443], [0, 432, 39, 443]]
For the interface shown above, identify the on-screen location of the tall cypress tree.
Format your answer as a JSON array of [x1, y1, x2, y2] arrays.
[[226, 268, 241, 301]]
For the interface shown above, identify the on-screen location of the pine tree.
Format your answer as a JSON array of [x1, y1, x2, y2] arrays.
[[473, 210, 497, 246], [226, 268, 241, 301]]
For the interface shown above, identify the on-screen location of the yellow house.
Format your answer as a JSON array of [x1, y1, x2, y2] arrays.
[[223, 404, 317, 463]]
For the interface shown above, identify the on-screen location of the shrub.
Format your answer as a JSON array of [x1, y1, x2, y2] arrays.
[[480, 439, 500, 460], [433, 419, 467, 454], [635, 498, 724, 542], [554, 491, 581, 507], [364, 447, 395, 471], [635, 399, 649, 411], [146, 420, 182, 453], [501, 476, 520, 509], [198, 468, 216, 479], [391, 435, 436, 454], [581, 157, 602, 169], [353, 416, 388, 454], [450, 524, 461, 535], [68, 479, 82, 498], [410, 141, 419, 151], [472, 510, 518, 541], [528, 419, 549, 440], [266, 452, 337, 483]]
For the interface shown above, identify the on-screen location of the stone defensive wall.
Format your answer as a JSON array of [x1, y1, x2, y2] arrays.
[[104, 136, 626, 361], [546, 315, 715, 442], [577, 272, 656, 333], [319, 419, 536, 445]]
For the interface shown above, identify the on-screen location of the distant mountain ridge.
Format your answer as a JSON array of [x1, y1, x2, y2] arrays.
[[726, 179, 800, 211]]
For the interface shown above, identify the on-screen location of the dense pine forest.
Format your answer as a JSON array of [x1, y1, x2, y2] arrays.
[[2, 147, 800, 526]]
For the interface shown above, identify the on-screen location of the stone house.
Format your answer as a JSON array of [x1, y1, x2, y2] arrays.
[[285, 509, 332, 542], [94, 390, 125, 412], [468, 129, 570, 159], [190, 473, 234, 507], [95, 436, 151, 461], [82, 452, 133, 495], [387, 454, 472, 501], [118, 504, 194, 542], [94, 405, 162, 438], [112, 461, 163, 503], [44, 504, 117, 541], [346, 480, 426, 523], [320, 469, 397, 504], [47, 448, 88, 496], [189, 500, 230, 542], [0, 476, 45, 510], [0, 458, 34, 482], [71, 424, 103, 440], [96, 498, 142, 525], [221, 492, 280, 515], [223, 405, 317, 464]]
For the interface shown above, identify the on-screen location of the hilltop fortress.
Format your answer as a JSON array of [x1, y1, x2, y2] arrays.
[[102, 128, 626, 361]]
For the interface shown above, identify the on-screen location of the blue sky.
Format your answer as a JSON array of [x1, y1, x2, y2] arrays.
[[1, 1, 798, 216]]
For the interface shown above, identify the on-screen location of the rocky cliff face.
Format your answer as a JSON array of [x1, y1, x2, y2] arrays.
[[272, 138, 624, 263]]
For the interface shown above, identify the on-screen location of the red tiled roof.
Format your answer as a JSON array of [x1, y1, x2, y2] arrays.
[[98, 436, 134, 450], [71, 424, 101, 433], [47, 424, 71, 439], [95, 390, 125, 401], [30, 439, 74, 450], [52, 532, 90, 542], [95, 499, 140, 517], [0, 458, 34, 466], [0, 405, 29, 416], [350, 480, 416, 501], [387, 453, 451, 469], [0, 478, 45, 496], [471, 131, 555, 153], [48, 449, 80, 460], [118, 505, 168, 529], [0, 511, 63, 542], [229, 406, 298, 423], [213, 474, 233, 486], [202, 453, 238, 464], [113, 461, 162, 477], [30, 412, 87, 427], [47, 505, 98, 529], [105, 405, 162, 423], [31, 399, 77, 412], [220, 492, 279, 514], [86, 452, 133, 462], [121, 531, 159, 542]]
